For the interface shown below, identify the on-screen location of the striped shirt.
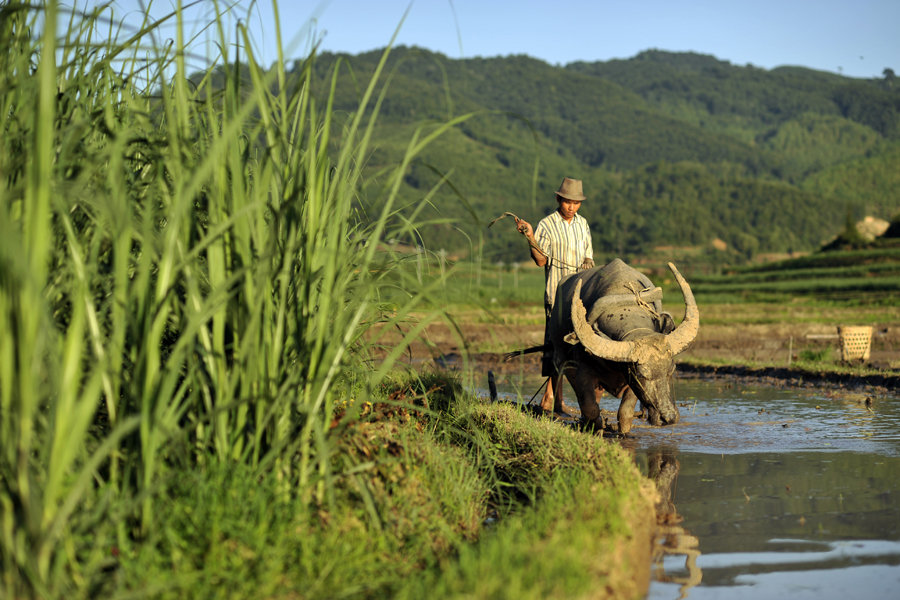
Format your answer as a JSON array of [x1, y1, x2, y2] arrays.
[[534, 210, 593, 308]]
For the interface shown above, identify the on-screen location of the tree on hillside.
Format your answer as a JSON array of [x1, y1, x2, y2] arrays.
[[821, 209, 868, 251]]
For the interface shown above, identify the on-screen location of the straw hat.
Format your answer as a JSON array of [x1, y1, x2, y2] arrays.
[[555, 177, 586, 201]]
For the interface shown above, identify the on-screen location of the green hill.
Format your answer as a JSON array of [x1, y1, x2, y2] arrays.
[[288, 47, 900, 264]]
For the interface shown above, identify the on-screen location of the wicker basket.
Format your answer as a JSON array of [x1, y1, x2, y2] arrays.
[[838, 326, 873, 362]]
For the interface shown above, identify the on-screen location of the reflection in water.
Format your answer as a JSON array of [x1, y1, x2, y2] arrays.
[[641, 449, 900, 599], [637, 389, 900, 598], [629, 381, 900, 599], [648, 451, 702, 599]]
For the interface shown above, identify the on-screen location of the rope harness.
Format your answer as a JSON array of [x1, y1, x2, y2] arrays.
[[624, 281, 661, 320]]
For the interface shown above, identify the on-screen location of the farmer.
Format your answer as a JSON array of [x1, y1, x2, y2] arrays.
[[515, 177, 594, 414]]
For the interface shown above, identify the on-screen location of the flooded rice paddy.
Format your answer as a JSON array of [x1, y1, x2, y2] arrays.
[[482, 371, 900, 599]]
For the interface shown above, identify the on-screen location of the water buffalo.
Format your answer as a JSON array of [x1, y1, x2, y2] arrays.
[[548, 258, 699, 433]]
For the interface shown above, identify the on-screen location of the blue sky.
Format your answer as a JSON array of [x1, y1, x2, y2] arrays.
[[104, 0, 898, 79]]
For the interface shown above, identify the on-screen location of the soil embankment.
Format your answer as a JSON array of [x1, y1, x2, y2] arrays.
[[676, 363, 900, 395]]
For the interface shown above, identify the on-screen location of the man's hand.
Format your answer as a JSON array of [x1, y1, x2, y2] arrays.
[[515, 217, 534, 238], [515, 216, 547, 267]]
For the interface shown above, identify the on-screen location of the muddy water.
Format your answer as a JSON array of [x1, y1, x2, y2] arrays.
[[482, 371, 900, 599]]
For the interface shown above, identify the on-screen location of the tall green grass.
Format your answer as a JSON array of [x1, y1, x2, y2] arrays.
[[0, 1, 470, 596]]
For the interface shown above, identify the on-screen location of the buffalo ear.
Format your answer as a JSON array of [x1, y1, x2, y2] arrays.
[[657, 312, 676, 334]]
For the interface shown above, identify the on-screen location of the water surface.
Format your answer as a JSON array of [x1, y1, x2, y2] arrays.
[[483, 371, 900, 599]]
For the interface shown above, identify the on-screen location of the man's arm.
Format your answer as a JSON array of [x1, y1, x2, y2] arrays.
[[516, 218, 547, 267]]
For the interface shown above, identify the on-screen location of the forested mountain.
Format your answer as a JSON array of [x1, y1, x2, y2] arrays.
[[290, 47, 900, 265]]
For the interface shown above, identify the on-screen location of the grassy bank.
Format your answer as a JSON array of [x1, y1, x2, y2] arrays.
[[112, 375, 656, 599]]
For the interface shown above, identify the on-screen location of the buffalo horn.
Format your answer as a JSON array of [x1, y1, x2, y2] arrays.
[[571, 279, 636, 362], [664, 262, 700, 355]]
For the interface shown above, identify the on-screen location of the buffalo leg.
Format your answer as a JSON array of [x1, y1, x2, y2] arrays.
[[565, 366, 604, 429], [617, 387, 639, 434]]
